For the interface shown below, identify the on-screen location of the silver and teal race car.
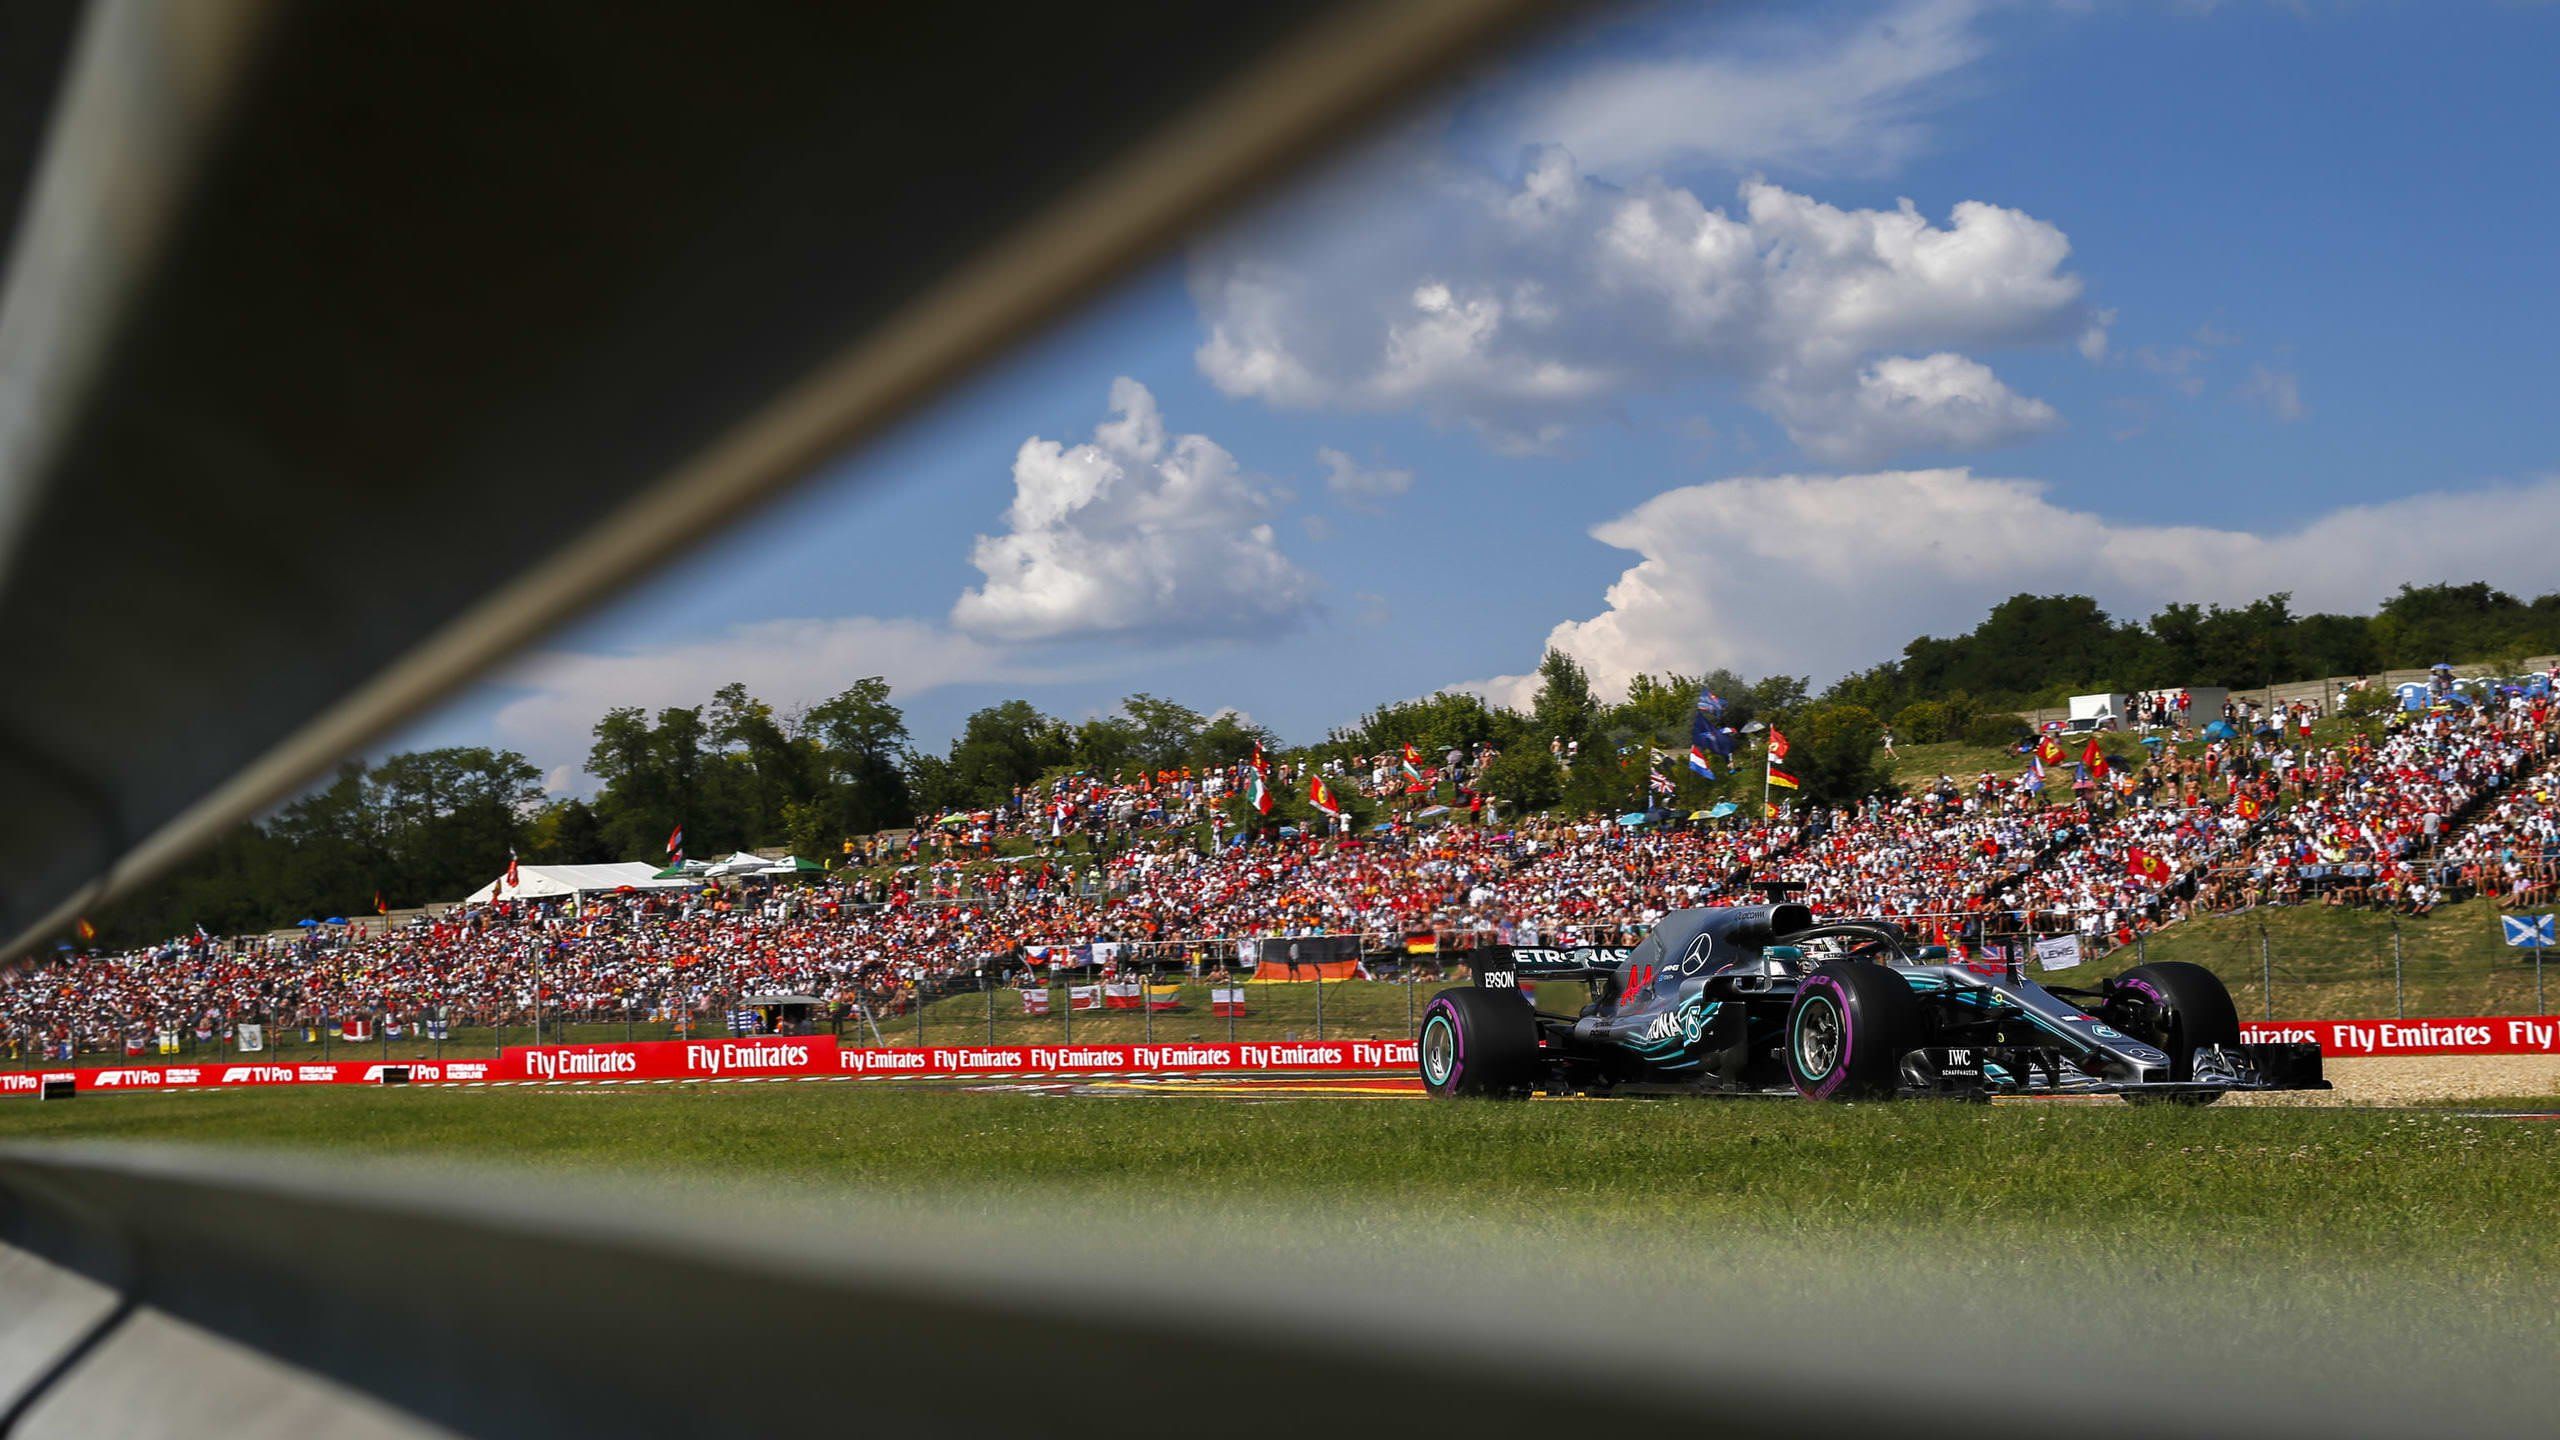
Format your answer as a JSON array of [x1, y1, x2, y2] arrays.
[[1417, 905, 2329, 1103]]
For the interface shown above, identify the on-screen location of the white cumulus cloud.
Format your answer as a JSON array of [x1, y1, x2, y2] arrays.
[[1766, 352, 2061, 465], [1462, 469, 2560, 708], [1495, 0, 1990, 179], [1318, 447, 1415, 512], [1192, 148, 2088, 460], [951, 378, 1316, 643], [2235, 364, 2307, 422]]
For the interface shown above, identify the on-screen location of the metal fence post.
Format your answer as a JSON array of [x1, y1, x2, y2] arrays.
[[1143, 969, 1155, 1044], [2259, 923, 2273, 1020], [2391, 917, 2404, 1019], [1314, 971, 1325, 1040], [1061, 973, 1072, 1044], [985, 971, 996, 1045], [916, 983, 927, 1047]]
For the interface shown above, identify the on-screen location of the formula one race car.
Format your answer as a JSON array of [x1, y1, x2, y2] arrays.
[[1417, 905, 2329, 1104]]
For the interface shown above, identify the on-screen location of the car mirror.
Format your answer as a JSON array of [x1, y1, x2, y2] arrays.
[[1912, 945, 1950, 961], [1764, 945, 1804, 962]]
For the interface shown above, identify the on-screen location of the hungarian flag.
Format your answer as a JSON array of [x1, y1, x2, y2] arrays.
[[1399, 743, 1425, 783], [2081, 739, 2109, 778], [1767, 728, 1791, 762], [665, 824, 684, 862], [2236, 795, 2264, 821], [2037, 734, 2067, 766], [1766, 766, 1801, 791], [2126, 847, 2170, 883], [1309, 773, 1344, 816]]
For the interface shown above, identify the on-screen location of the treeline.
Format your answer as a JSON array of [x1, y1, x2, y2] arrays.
[[89, 582, 2559, 945], [1829, 583, 2560, 722]]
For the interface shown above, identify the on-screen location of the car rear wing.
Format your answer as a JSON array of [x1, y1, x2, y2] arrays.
[[1473, 946, 1627, 991]]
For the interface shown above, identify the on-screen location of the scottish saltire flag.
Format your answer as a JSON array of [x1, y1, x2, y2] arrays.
[[2501, 914, 2556, 947]]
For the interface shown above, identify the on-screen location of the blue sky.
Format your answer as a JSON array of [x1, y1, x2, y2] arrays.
[[395, 0, 2560, 790]]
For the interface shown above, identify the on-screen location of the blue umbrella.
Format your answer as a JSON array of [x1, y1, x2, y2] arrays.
[[323, 916, 348, 926], [1706, 801, 1739, 819], [295, 918, 319, 928]]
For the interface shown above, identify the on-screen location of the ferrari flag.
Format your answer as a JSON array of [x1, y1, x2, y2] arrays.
[[1309, 774, 1344, 816], [2126, 847, 2170, 884]]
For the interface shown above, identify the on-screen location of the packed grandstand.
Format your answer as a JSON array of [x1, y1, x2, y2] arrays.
[[5, 677, 2554, 1060]]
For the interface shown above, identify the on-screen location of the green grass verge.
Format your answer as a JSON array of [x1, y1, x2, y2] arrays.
[[0, 1084, 2551, 1322]]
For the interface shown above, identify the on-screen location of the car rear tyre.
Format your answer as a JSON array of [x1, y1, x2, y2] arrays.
[[2107, 960, 2241, 1105], [1786, 961, 1920, 1101], [1418, 987, 1538, 1098]]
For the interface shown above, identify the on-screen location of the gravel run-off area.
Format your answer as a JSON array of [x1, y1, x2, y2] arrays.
[[2225, 1054, 2560, 1107]]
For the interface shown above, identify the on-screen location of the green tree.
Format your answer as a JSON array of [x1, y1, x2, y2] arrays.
[[1791, 704, 1894, 805], [1479, 746, 1565, 814], [805, 677, 913, 834], [941, 700, 1071, 805], [1119, 693, 1206, 772]]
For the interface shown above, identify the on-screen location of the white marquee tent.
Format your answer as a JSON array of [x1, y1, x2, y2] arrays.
[[462, 862, 698, 905]]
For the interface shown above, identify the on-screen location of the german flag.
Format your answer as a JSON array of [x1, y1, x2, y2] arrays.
[[1766, 767, 1801, 791], [1403, 933, 1439, 956]]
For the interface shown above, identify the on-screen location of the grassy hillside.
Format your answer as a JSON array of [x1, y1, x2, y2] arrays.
[[2040, 897, 2554, 1019]]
